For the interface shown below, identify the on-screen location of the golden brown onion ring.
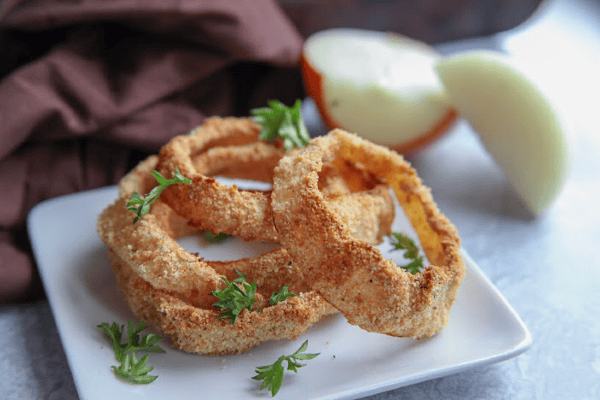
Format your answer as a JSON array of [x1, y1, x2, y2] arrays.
[[157, 117, 282, 241], [99, 152, 396, 354], [271, 129, 466, 339], [157, 117, 391, 242], [108, 250, 335, 355]]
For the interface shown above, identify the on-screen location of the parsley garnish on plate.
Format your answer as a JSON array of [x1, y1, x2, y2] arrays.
[[97, 320, 165, 384], [390, 232, 425, 274], [250, 99, 310, 151], [252, 340, 320, 396]]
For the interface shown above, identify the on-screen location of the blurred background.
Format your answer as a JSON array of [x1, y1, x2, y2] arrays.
[[280, 0, 543, 43]]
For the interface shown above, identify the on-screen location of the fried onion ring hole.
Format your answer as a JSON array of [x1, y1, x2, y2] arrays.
[[272, 129, 466, 339], [98, 148, 396, 355]]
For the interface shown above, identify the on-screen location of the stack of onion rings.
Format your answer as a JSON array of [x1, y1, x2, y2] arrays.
[[271, 129, 465, 339], [98, 118, 398, 355]]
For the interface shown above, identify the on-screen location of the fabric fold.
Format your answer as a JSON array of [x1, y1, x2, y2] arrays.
[[0, 0, 305, 302]]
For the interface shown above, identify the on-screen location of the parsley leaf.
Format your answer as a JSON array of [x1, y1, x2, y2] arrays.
[[390, 232, 424, 274], [126, 168, 191, 224], [112, 353, 158, 384], [269, 285, 296, 306], [250, 99, 310, 151], [97, 320, 165, 384], [211, 270, 257, 325], [204, 230, 231, 243], [252, 340, 320, 397]]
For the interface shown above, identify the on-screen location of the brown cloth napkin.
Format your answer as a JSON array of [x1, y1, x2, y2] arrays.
[[0, 0, 305, 303]]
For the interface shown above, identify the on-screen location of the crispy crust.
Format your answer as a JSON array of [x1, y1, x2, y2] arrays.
[[98, 197, 224, 309], [157, 117, 284, 241], [123, 153, 395, 247], [99, 155, 337, 354], [98, 147, 396, 354], [108, 250, 336, 355], [271, 129, 466, 338], [156, 117, 392, 242]]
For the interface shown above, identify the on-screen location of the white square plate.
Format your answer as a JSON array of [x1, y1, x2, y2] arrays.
[[28, 185, 531, 400]]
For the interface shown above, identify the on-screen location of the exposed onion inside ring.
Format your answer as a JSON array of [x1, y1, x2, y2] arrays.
[[271, 129, 466, 338]]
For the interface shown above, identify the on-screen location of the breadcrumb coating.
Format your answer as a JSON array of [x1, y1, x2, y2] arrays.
[[272, 129, 465, 338], [98, 136, 396, 354]]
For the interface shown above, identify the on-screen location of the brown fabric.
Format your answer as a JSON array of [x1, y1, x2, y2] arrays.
[[0, 0, 305, 303]]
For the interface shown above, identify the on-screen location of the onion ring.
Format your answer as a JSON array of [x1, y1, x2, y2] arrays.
[[271, 129, 466, 338], [107, 249, 334, 355], [98, 150, 396, 354], [118, 155, 199, 239], [157, 116, 390, 242]]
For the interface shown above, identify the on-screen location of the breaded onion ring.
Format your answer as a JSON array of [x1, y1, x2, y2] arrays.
[[157, 117, 390, 242], [271, 129, 466, 339], [98, 153, 396, 354], [118, 155, 199, 239], [108, 250, 335, 355], [157, 117, 283, 241]]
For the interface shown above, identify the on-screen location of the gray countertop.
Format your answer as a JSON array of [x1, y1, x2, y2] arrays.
[[2, 0, 599, 398]]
